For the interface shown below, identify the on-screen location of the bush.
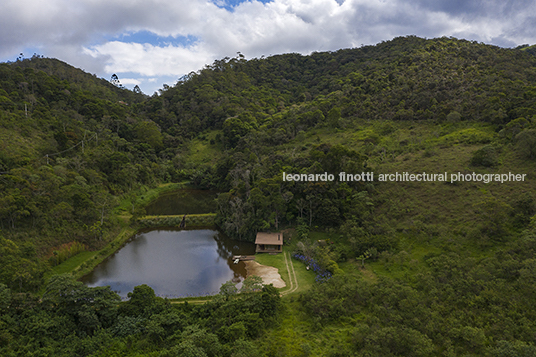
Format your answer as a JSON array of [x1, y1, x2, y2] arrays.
[[470, 145, 498, 167], [516, 129, 536, 159], [446, 111, 461, 122], [440, 128, 495, 144]]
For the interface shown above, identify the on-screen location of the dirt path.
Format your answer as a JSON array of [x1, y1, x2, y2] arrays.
[[282, 252, 294, 293], [281, 251, 298, 295], [244, 261, 286, 288]]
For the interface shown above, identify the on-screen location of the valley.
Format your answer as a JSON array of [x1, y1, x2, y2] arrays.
[[1, 36, 536, 356]]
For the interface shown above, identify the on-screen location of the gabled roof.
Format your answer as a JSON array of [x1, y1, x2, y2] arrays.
[[255, 232, 283, 245]]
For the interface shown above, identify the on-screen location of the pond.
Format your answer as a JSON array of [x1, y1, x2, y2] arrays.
[[144, 189, 218, 215], [82, 228, 255, 299]]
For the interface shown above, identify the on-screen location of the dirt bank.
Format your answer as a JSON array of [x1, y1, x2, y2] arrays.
[[244, 261, 286, 288]]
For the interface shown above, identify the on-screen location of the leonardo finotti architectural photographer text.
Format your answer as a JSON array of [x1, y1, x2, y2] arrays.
[[282, 172, 527, 184]]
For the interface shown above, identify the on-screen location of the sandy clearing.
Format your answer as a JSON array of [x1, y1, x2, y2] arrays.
[[244, 261, 286, 288]]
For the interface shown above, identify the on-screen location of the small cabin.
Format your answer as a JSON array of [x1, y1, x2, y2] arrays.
[[255, 232, 283, 253]]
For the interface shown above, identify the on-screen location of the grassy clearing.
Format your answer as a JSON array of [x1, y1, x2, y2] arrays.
[[282, 120, 500, 168], [258, 300, 319, 356], [258, 299, 356, 356], [49, 251, 96, 275], [327, 119, 536, 284], [374, 142, 532, 245], [40, 251, 97, 293], [186, 130, 224, 164], [287, 255, 317, 294]]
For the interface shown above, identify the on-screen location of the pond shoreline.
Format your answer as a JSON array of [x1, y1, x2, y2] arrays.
[[82, 228, 255, 298], [76, 186, 219, 284], [45, 185, 242, 298]]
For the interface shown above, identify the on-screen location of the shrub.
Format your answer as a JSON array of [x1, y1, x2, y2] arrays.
[[516, 129, 536, 159], [470, 145, 499, 167], [446, 111, 461, 122], [439, 128, 495, 144]]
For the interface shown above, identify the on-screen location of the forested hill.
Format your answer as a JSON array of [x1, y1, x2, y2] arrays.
[[5, 56, 145, 104], [0, 35, 535, 281], [3, 35, 536, 355], [143, 35, 536, 140], [0, 55, 164, 292], [1, 35, 536, 283]]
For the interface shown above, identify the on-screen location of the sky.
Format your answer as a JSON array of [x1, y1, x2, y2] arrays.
[[2, 0, 536, 95]]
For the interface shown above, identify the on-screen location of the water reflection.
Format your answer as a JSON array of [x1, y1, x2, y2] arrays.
[[82, 229, 255, 298]]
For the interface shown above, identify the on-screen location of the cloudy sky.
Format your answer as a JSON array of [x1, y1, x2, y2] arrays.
[[2, 0, 535, 95]]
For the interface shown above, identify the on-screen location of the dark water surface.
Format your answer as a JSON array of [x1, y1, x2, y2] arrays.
[[82, 229, 255, 298], [145, 189, 218, 215]]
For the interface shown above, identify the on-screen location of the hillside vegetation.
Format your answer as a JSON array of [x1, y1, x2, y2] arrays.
[[1, 36, 536, 356]]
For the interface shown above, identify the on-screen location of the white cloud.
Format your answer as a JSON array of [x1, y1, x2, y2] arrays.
[[83, 41, 214, 77], [118, 78, 142, 86], [2, 0, 536, 94]]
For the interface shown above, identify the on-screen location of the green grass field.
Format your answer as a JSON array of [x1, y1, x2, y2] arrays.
[[186, 130, 224, 164]]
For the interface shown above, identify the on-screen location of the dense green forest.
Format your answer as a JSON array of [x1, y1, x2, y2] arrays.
[[2, 35, 536, 356]]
